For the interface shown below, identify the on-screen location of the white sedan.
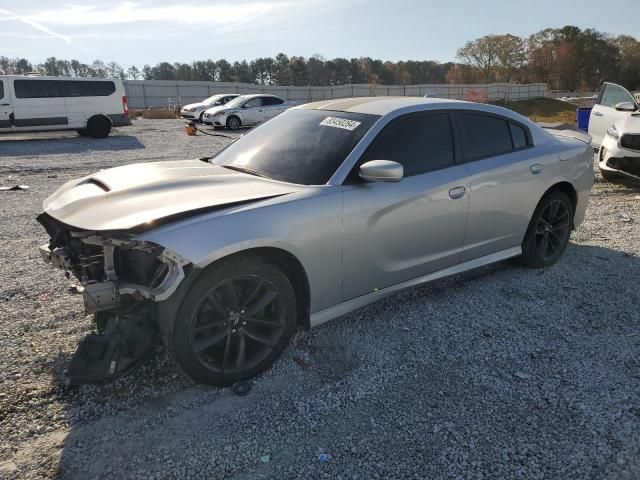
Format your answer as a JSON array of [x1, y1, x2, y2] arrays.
[[202, 94, 295, 130], [180, 94, 240, 123], [588, 82, 640, 182]]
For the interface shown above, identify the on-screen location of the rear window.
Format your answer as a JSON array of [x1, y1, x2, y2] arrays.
[[13, 79, 115, 98], [263, 97, 284, 106], [458, 113, 513, 161], [0, 81, 4, 100], [510, 122, 529, 150], [212, 109, 380, 185]]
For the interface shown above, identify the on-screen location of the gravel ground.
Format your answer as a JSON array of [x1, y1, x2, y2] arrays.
[[0, 119, 639, 480]]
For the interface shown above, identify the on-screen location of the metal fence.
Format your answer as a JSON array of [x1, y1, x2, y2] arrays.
[[123, 80, 551, 109]]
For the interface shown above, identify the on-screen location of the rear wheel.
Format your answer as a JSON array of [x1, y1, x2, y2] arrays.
[[76, 129, 88, 137], [86, 116, 112, 138], [173, 257, 297, 386], [520, 190, 573, 268], [226, 115, 241, 130]]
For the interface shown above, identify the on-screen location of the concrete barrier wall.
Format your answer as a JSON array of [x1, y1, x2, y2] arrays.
[[123, 80, 551, 109]]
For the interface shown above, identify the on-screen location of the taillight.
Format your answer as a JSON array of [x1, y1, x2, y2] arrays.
[[122, 96, 129, 117]]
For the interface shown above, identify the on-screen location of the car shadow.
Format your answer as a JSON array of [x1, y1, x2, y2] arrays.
[[14, 242, 640, 478], [0, 134, 145, 157]]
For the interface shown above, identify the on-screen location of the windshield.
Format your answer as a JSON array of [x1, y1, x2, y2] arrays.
[[224, 96, 251, 108], [212, 109, 380, 185], [203, 95, 224, 105]]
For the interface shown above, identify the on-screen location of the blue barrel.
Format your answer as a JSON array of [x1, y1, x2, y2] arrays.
[[576, 107, 592, 131]]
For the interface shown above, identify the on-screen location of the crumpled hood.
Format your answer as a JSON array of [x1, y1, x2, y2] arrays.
[[43, 160, 302, 231], [614, 113, 640, 134]]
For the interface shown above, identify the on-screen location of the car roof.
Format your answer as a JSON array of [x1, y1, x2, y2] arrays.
[[297, 96, 465, 116], [239, 94, 283, 100]]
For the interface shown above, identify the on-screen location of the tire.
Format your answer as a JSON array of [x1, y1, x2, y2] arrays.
[[600, 168, 620, 183], [198, 111, 205, 123], [520, 190, 573, 268], [226, 115, 241, 131], [86, 116, 112, 138], [76, 129, 88, 137], [173, 256, 297, 386]]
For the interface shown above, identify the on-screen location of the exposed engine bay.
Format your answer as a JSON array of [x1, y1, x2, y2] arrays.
[[37, 212, 190, 384]]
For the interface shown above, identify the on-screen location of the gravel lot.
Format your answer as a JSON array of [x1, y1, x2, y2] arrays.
[[0, 119, 639, 480]]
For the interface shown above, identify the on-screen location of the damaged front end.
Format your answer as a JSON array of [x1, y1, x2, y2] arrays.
[[37, 213, 189, 384]]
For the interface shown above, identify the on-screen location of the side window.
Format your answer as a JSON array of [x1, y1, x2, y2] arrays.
[[14, 80, 67, 98], [244, 98, 263, 108], [66, 81, 115, 97], [458, 113, 513, 161], [361, 113, 455, 177], [263, 97, 284, 106], [599, 83, 635, 108], [510, 122, 530, 150], [0, 80, 4, 100]]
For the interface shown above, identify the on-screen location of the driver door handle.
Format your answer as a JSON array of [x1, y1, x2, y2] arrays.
[[0, 103, 9, 106], [449, 186, 466, 199]]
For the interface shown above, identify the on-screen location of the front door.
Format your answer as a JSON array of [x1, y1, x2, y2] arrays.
[[241, 97, 265, 125], [589, 82, 638, 147], [0, 79, 11, 132], [342, 112, 470, 301]]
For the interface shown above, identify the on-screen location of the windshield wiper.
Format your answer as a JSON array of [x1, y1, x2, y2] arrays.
[[221, 165, 271, 179]]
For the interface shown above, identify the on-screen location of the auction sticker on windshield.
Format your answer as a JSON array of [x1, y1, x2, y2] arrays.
[[319, 117, 362, 131]]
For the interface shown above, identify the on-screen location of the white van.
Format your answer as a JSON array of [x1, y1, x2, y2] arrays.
[[0, 75, 130, 138]]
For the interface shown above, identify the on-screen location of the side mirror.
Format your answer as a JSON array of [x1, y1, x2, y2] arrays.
[[615, 102, 636, 112], [359, 160, 404, 183]]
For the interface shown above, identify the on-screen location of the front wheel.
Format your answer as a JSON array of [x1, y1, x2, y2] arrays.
[[226, 115, 242, 130], [520, 190, 573, 268], [173, 257, 297, 386]]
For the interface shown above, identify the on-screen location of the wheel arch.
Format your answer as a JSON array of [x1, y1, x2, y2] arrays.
[[156, 246, 311, 347], [544, 181, 578, 227]]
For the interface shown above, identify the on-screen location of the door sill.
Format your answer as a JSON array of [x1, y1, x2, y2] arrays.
[[309, 246, 522, 328]]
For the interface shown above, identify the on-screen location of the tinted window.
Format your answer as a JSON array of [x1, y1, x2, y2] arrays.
[[263, 97, 284, 106], [212, 109, 379, 185], [244, 98, 263, 108], [362, 113, 454, 177], [14, 79, 115, 98], [66, 81, 115, 97], [459, 113, 513, 161], [599, 84, 635, 108], [0, 81, 4, 99], [510, 122, 529, 150], [14, 80, 66, 98]]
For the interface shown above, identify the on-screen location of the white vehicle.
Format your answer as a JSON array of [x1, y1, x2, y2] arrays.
[[0, 75, 130, 138], [180, 94, 239, 123], [202, 94, 295, 130], [588, 82, 640, 182]]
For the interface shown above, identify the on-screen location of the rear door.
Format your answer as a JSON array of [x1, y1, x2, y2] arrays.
[[341, 112, 470, 300], [589, 82, 638, 147], [455, 111, 551, 261], [64, 80, 117, 129], [11, 78, 68, 132], [262, 97, 286, 120], [0, 79, 11, 133]]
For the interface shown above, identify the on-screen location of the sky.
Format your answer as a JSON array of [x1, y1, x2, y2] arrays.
[[1, 0, 639, 67]]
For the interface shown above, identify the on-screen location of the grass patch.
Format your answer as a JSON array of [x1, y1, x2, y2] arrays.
[[492, 97, 579, 125]]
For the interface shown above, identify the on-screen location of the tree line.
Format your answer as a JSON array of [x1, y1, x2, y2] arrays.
[[1, 26, 638, 91]]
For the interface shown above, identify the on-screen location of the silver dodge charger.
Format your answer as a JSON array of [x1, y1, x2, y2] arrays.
[[37, 97, 594, 386]]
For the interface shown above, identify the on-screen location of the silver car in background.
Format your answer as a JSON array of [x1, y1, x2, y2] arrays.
[[202, 94, 295, 130], [38, 97, 593, 386]]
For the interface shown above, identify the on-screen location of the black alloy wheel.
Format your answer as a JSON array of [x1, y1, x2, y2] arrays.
[[173, 257, 296, 385], [521, 190, 573, 268]]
